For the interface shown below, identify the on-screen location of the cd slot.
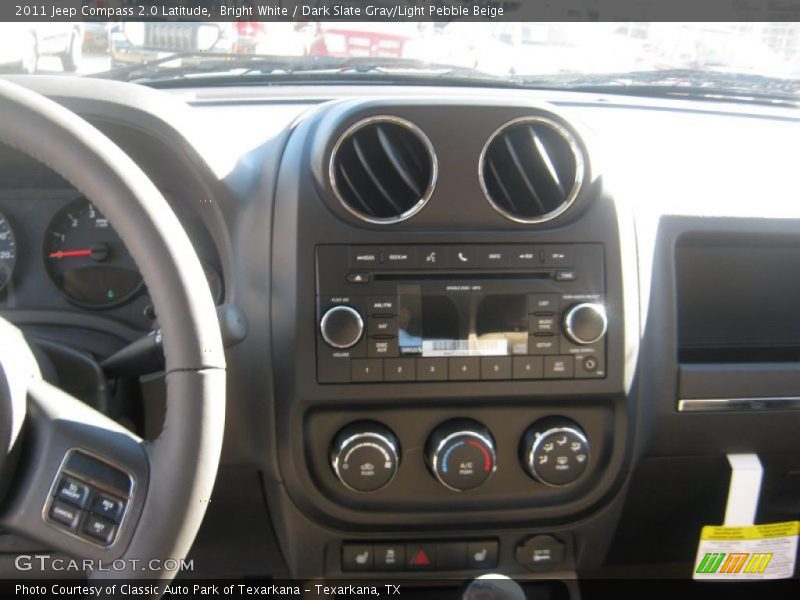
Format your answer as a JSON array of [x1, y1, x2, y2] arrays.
[[373, 271, 555, 282]]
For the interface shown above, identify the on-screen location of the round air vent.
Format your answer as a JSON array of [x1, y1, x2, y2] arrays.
[[479, 116, 585, 224], [329, 116, 437, 224]]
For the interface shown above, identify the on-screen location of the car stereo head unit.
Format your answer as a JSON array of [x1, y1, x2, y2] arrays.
[[316, 244, 607, 384]]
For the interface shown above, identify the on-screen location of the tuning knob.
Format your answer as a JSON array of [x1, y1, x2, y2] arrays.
[[330, 422, 399, 492], [427, 420, 496, 491], [563, 302, 607, 345], [320, 305, 364, 349], [520, 417, 590, 487]]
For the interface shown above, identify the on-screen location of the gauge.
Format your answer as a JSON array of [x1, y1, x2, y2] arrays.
[[44, 199, 143, 309], [0, 211, 17, 293]]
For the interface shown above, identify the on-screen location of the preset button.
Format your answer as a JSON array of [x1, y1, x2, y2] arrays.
[[351, 359, 384, 382], [480, 357, 511, 380], [384, 358, 416, 381], [417, 358, 448, 381], [449, 357, 480, 380], [513, 356, 544, 379]]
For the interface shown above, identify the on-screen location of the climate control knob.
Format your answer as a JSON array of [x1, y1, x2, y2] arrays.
[[520, 418, 590, 486], [320, 305, 364, 349], [330, 422, 400, 492], [563, 302, 607, 345], [427, 420, 496, 491]]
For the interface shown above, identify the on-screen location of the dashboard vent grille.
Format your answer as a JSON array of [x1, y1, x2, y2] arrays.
[[480, 117, 584, 223], [330, 117, 437, 224]]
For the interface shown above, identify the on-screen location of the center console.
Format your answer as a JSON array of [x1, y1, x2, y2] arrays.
[[268, 97, 638, 578]]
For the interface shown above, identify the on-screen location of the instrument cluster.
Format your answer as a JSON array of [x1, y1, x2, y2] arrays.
[[0, 193, 223, 327]]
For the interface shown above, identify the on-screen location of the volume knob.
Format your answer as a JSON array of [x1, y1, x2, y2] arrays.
[[563, 302, 607, 345], [320, 305, 364, 349]]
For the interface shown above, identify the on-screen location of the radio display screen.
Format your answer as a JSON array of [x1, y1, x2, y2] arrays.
[[397, 285, 529, 357]]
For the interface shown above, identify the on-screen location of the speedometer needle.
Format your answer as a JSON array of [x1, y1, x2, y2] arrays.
[[49, 249, 93, 259]]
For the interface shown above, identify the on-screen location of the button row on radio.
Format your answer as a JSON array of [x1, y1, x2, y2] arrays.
[[351, 356, 577, 382], [350, 245, 574, 270]]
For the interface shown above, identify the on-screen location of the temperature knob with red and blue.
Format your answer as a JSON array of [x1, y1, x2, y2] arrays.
[[426, 420, 497, 491]]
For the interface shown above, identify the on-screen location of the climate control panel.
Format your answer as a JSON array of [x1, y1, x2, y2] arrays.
[[329, 417, 590, 493]]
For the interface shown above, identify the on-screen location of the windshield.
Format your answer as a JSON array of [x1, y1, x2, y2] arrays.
[[3, 21, 799, 98]]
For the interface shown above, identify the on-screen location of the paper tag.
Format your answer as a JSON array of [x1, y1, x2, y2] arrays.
[[694, 521, 799, 580], [724, 454, 763, 526]]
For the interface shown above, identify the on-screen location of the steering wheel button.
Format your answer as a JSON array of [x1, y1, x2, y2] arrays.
[[49, 499, 81, 529], [55, 476, 91, 508], [83, 514, 117, 545], [91, 493, 126, 523]]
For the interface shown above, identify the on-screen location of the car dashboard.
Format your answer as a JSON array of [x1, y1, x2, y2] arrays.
[[1, 74, 799, 591]]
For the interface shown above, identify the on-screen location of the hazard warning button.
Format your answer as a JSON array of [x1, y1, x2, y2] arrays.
[[405, 543, 437, 571]]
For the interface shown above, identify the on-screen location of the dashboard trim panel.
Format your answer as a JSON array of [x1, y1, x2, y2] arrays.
[[677, 397, 800, 412]]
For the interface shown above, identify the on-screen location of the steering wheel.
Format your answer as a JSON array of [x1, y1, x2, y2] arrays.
[[0, 79, 225, 581]]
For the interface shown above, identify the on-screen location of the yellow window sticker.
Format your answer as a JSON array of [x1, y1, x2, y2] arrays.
[[693, 521, 799, 580]]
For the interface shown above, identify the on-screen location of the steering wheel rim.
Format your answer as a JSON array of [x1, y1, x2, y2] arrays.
[[0, 78, 225, 580]]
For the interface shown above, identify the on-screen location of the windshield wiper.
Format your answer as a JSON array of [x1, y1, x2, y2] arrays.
[[515, 69, 800, 107], [93, 52, 501, 84]]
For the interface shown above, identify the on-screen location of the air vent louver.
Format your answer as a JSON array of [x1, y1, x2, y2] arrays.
[[480, 117, 584, 223], [330, 117, 436, 224]]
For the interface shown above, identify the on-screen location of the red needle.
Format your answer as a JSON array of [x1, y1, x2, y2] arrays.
[[49, 249, 93, 259]]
